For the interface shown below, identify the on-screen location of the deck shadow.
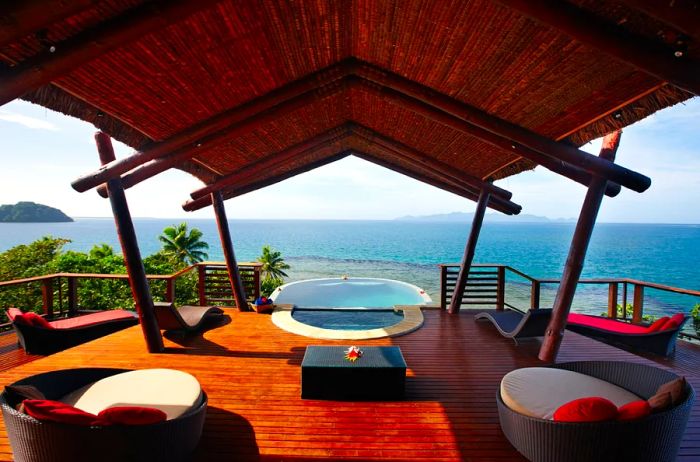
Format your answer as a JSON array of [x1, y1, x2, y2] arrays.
[[194, 406, 259, 461]]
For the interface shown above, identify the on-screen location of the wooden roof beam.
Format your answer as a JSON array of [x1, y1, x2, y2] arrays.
[[350, 150, 520, 216], [354, 64, 634, 194], [616, 0, 700, 41], [188, 125, 355, 200], [358, 80, 622, 198], [0, 0, 225, 107], [496, 0, 700, 96], [0, 0, 100, 49], [79, 62, 356, 195], [183, 152, 353, 212], [350, 125, 514, 201]]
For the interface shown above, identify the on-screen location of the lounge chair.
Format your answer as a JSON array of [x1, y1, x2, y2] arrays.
[[153, 301, 224, 333], [475, 308, 553, 342], [6, 308, 139, 355], [566, 312, 688, 357]]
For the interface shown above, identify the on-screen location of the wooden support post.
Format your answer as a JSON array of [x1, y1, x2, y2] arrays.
[[496, 266, 506, 311], [41, 278, 53, 316], [531, 280, 541, 310], [252, 265, 261, 301], [448, 190, 491, 314], [198, 265, 207, 306], [67, 277, 78, 316], [607, 282, 619, 319], [165, 278, 175, 303], [439, 266, 448, 310], [632, 285, 645, 324], [539, 130, 622, 362], [95, 132, 163, 353], [622, 282, 628, 319], [211, 191, 249, 311]]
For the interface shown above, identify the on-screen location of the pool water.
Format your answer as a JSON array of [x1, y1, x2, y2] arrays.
[[291, 308, 404, 330], [271, 277, 430, 331]]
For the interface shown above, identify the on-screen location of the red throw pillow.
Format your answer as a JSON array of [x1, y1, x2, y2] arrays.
[[646, 317, 669, 333], [22, 400, 99, 426], [662, 313, 685, 331], [22, 312, 54, 329], [553, 397, 618, 422], [12, 314, 30, 326], [97, 406, 167, 425], [617, 400, 651, 421]]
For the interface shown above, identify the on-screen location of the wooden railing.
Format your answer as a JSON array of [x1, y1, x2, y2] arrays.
[[439, 263, 700, 341], [0, 262, 261, 330]]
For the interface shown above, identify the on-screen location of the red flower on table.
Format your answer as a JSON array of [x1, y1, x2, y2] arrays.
[[344, 346, 363, 362]]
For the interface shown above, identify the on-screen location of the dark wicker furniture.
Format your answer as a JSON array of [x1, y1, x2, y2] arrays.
[[301, 346, 407, 400], [566, 315, 688, 357], [153, 301, 224, 332], [0, 368, 207, 462], [475, 309, 553, 342], [10, 315, 138, 355], [498, 361, 694, 462]]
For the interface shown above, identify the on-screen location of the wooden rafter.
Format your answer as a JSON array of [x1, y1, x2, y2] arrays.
[[0, 0, 99, 49], [0, 0, 225, 107], [616, 0, 700, 41], [496, 0, 700, 96], [184, 152, 354, 211], [73, 61, 356, 193]]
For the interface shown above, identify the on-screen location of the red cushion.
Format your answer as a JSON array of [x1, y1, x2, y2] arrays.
[[97, 406, 167, 425], [647, 317, 670, 333], [553, 397, 618, 422], [22, 312, 54, 329], [617, 400, 652, 421], [49, 310, 136, 329], [567, 313, 649, 334], [6, 308, 23, 321], [22, 400, 99, 426], [661, 313, 685, 331]]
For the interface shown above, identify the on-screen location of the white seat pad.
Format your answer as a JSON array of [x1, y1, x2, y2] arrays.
[[60, 369, 202, 420], [501, 367, 641, 420]]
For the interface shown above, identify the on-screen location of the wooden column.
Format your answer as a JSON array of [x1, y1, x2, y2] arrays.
[[607, 282, 619, 319], [95, 132, 163, 353], [448, 189, 491, 314], [539, 130, 622, 362], [632, 285, 645, 324], [211, 191, 249, 311]]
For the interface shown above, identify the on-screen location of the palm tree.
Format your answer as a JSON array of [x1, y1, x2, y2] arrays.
[[257, 245, 290, 280], [89, 243, 114, 260], [158, 223, 209, 266]]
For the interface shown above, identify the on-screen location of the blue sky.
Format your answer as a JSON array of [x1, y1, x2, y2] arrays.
[[0, 97, 698, 222]]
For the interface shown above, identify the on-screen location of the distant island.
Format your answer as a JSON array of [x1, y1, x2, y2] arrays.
[[0, 202, 73, 223], [395, 211, 574, 223]]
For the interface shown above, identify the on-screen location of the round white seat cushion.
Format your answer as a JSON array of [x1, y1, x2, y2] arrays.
[[60, 369, 202, 420], [500, 367, 641, 420]]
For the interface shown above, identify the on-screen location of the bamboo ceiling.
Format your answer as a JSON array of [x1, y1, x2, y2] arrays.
[[0, 0, 696, 211]]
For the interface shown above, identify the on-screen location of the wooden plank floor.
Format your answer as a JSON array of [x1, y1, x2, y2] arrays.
[[0, 332, 40, 374], [0, 309, 698, 461]]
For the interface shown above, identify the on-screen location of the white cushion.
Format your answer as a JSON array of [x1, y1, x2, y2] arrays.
[[60, 369, 202, 420], [500, 367, 640, 420]]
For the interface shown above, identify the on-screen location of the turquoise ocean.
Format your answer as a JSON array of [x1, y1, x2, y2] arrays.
[[1, 219, 699, 321]]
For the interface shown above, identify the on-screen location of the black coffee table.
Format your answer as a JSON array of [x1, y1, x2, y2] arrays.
[[301, 346, 407, 400]]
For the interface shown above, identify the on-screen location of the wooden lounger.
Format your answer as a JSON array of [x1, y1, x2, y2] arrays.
[[153, 302, 224, 332], [475, 309, 553, 342]]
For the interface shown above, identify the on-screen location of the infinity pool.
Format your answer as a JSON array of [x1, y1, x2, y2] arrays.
[[270, 278, 431, 332]]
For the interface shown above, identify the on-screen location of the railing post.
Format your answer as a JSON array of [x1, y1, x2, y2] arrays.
[[632, 284, 644, 324], [41, 278, 54, 317], [607, 282, 619, 319], [165, 278, 175, 303], [439, 265, 448, 310], [198, 265, 207, 306], [67, 277, 78, 316], [530, 280, 541, 310], [496, 266, 505, 310], [621, 281, 628, 319], [252, 265, 261, 301]]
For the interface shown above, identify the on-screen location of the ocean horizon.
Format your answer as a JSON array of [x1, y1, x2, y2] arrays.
[[1, 219, 699, 321]]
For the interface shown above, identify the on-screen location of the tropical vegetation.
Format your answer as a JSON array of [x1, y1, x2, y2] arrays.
[[257, 245, 290, 297], [158, 223, 209, 266]]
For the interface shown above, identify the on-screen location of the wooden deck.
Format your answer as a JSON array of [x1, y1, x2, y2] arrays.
[[1, 309, 699, 461]]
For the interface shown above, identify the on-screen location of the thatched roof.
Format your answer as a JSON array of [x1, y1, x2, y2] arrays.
[[1, 0, 696, 212]]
